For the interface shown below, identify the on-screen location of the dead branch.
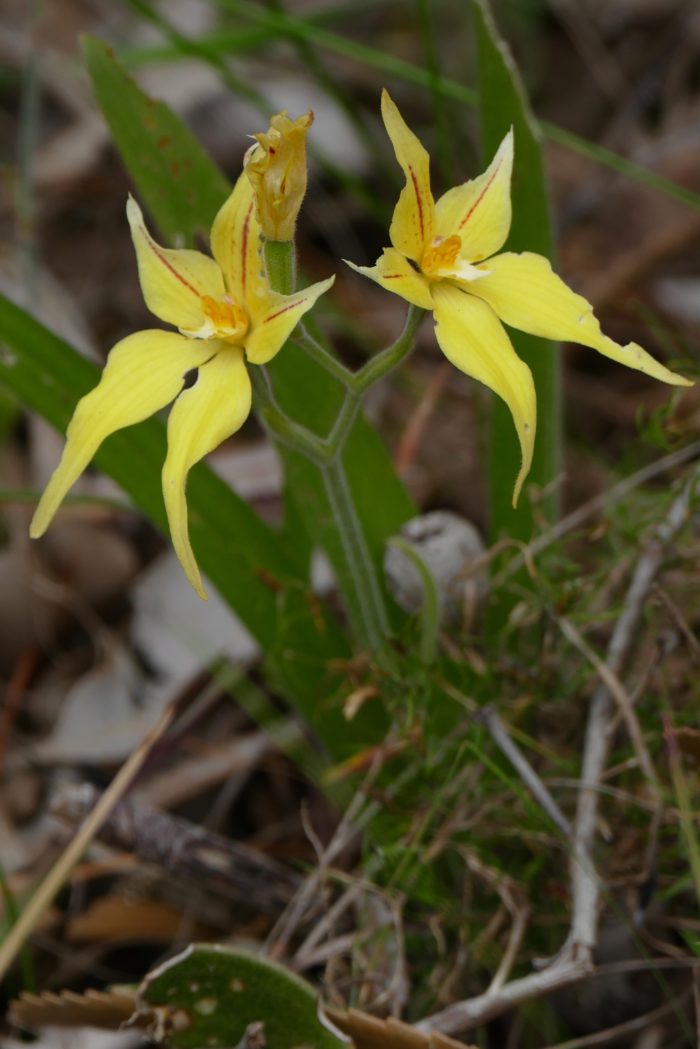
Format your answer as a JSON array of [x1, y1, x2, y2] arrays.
[[50, 782, 301, 915]]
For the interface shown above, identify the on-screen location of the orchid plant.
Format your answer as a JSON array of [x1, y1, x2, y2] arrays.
[[2, 12, 698, 1027], [29, 92, 690, 629]]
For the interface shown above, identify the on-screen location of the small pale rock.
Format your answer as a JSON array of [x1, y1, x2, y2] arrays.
[[384, 511, 487, 622]]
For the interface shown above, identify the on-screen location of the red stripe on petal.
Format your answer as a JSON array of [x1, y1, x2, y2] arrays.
[[240, 203, 253, 297], [458, 162, 501, 231], [143, 228, 201, 297], [264, 298, 306, 323]]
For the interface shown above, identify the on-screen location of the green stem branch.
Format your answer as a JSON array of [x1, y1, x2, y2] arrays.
[[249, 366, 331, 465], [259, 238, 422, 650], [351, 306, 424, 392]]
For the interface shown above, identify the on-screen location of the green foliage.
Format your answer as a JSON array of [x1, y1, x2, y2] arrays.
[[83, 36, 230, 243], [385, 537, 440, 664], [139, 945, 345, 1049]]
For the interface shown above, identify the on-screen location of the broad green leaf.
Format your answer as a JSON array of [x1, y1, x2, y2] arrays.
[[83, 34, 415, 641], [474, 0, 561, 541], [0, 293, 388, 760], [139, 945, 345, 1049], [83, 35, 230, 243]]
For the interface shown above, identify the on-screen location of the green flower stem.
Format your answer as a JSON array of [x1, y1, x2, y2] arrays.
[[293, 306, 425, 393], [263, 238, 296, 296], [250, 299, 424, 467], [351, 306, 424, 392], [249, 366, 332, 465], [259, 238, 423, 650], [325, 306, 425, 449], [291, 327, 354, 385], [321, 458, 392, 651]]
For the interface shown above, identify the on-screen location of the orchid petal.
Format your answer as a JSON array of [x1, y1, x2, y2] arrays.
[[345, 248, 433, 310], [471, 252, 693, 387], [127, 197, 225, 330], [210, 173, 265, 312], [432, 284, 536, 506], [245, 275, 335, 365], [381, 90, 435, 263], [435, 129, 513, 263], [30, 331, 211, 538], [162, 347, 252, 599]]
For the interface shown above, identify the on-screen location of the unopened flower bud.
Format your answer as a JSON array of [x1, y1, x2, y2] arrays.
[[244, 110, 313, 241]]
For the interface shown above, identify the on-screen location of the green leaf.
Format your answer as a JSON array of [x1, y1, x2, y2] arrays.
[[473, 0, 561, 542], [83, 33, 414, 641], [82, 35, 230, 243], [139, 945, 345, 1049]]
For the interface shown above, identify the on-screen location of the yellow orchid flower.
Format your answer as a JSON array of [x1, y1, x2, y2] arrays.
[[348, 90, 692, 505], [245, 110, 314, 241], [30, 174, 334, 599]]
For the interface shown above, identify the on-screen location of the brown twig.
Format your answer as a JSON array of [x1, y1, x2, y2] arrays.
[[556, 616, 660, 794], [50, 782, 301, 914], [417, 957, 591, 1033]]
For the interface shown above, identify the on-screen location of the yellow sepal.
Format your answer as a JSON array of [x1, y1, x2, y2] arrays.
[[381, 89, 435, 263], [162, 347, 252, 600], [344, 249, 433, 311], [471, 252, 693, 387], [126, 197, 225, 331], [245, 275, 335, 365], [30, 331, 212, 538], [210, 173, 264, 313], [432, 284, 536, 506]]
